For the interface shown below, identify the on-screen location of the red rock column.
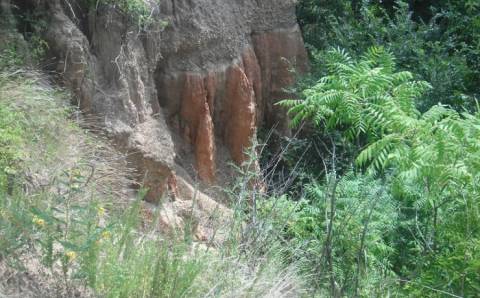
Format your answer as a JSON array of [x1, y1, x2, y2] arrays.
[[195, 101, 216, 183], [180, 74, 216, 182], [225, 65, 257, 164]]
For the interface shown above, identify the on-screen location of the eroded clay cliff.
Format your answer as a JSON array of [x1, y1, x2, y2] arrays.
[[8, 0, 308, 238], [153, 0, 309, 188]]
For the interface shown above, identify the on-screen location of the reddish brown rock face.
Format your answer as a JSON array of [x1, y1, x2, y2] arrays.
[[159, 51, 261, 176], [34, 0, 309, 236], [157, 33, 307, 181], [43, 0, 308, 193], [179, 74, 216, 183], [45, 0, 308, 192], [195, 101, 216, 183], [180, 74, 208, 143], [242, 48, 263, 124], [225, 65, 257, 164]]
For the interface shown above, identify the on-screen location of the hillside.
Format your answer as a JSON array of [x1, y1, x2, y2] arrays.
[[2, 1, 480, 297]]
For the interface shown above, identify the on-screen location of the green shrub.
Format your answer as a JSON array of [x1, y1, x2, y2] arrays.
[[281, 46, 430, 148], [281, 46, 480, 296], [259, 173, 399, 296]]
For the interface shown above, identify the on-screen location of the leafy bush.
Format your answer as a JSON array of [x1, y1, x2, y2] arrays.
[[281, 46, 480, 296], [259, 173, 399, 296], [282, 46, 430, 145]]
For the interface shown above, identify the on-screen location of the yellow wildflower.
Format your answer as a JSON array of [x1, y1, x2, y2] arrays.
[[97, 206, 105, 217], [32, 216, 45, 227], [65, 251, 77, 262], [101, 230, 111, 240]]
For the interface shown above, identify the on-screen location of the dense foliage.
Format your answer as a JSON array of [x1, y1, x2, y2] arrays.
[[259, 173, 399, 296], [276, 39, 480, 297], [253, 2, 480, 296]]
